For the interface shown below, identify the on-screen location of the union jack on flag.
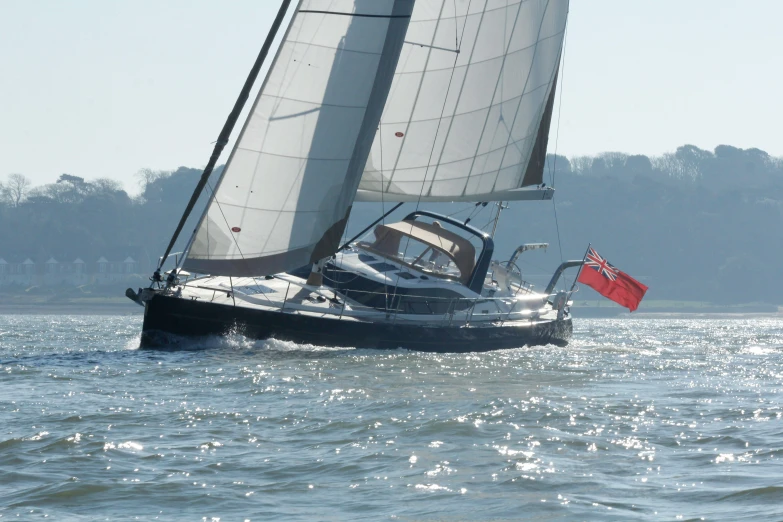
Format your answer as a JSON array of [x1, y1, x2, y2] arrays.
[[577, 245, 648, 311], [584, 247, 619, 281]]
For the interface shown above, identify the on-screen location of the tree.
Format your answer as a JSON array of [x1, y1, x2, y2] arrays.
[[3, 173, 31, 207], [743, 148, 771, 175], [714, 144, 743, 160], [135, 168, 168, 193], [545, 154, 572, 177], [38, 182, 81, 204], [652, 153, 698, 180], [569, 156, 592, 175], [672, 145, 712, 179], [90, 177, 124, 194], [675, 144, 712, 164], [599, 152, 629, 172], [591, 157, 608, 176], [57, 173, 86, 186], [625, 154, 653, 176]]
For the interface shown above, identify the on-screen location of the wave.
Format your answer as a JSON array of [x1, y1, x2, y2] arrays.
[[138, 329, 362, 356], [719, 485, 783, 501]]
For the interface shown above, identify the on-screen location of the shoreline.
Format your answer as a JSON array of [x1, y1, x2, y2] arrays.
[[0, 302, 142, 315], [629, 311, 783, 319]]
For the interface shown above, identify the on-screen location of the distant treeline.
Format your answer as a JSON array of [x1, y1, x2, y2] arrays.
[[519, 145, 783, 303], [0, 167, 220, 276], [1, 144, 781, 303]]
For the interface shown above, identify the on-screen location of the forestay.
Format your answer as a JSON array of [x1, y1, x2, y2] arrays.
[[356, 0, 569, 203], [184, 0, 414, 277]]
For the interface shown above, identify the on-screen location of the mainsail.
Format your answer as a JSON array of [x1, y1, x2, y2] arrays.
[[183, 0, 415, 277], [356, 0, 569, 203]]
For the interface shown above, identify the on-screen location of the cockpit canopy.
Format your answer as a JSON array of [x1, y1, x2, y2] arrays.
[[359, 220, 476, 284]]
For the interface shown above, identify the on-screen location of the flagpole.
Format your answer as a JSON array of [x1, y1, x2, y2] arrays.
[[569, 243, 591, 292]]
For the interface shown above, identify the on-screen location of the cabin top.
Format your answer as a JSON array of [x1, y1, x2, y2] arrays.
[[360, 220, 476, 284]]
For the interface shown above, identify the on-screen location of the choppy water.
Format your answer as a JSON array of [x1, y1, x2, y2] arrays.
[[1, 316, 782, 521]]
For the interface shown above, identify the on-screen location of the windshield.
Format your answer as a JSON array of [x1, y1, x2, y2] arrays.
[[358, 226, 464, 281]]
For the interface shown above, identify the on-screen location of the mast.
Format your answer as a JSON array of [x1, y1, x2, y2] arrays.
[[152, 0, 293, 284], [490, 202, 508, 239]]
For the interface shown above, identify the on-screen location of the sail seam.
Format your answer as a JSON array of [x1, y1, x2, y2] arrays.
[[421, 0, 492, 198], [359, 0, 570, 200], [383, 0, 449, 193], [230, 88, 545, 164], [257, 0, 415, 269], [382, 162, 530, 184], [184, 0, 418, 277], [355, 187, 552, 203], [181, 0, 306, 272], [459, 1, 527, 197], [377, 81, 551, 124], [298, 10, 411, 19], [188, 251, 297, 259], [399, 1, 525, 23], [402, 41, 459, 54], [251, 2, 341, 259], [285, 39, 386, 56], [489, 0, 556, 194], [391, 31, 564, 76], [164, 0, 296, 278], [386, 0, 481, 195], [234, 147, 353, 161], [309, 0, 416, 263], [213, 201, 335, 213], [256, 93, 374, 110], [250, 82, 549, 157], [386, 0, 457, 311], [366, 133, 539, 173]]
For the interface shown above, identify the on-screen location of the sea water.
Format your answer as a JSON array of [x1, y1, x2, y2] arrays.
[[0, 315, 781, 521]]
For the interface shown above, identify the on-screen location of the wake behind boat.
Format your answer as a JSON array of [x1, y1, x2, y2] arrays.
[[130, 0, 584, 351]]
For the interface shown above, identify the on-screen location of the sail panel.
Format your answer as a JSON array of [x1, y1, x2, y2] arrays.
[[354, 186, 554, 203], [357, 0, 569, 203], [184, 0, 414, 277]]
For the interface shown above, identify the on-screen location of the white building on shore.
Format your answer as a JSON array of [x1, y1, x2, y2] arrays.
[[0, 253, 147, 288]]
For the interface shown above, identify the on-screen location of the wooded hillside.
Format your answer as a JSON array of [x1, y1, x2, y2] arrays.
[[2, 144, 779, 304]]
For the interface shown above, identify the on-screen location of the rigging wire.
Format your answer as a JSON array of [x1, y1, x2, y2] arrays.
[[550, 19, 570, 289], [164, 0, 300, 302], [379, 119, 390, 312], [179, 4, 379, 303], [477, 214, 499, 233], [391, 0, 474, 309], [154, 0, 292, 283], [444, 206, 474, 218], [463, 201, 488, 226], [200, 179, 275, 305]]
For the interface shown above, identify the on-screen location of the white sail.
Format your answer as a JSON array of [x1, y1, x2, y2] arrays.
[[184, 0, 415, 277], [356, 0, 569, 203]]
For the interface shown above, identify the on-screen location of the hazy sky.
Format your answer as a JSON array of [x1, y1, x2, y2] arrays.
[[2, 1, 782, 190]]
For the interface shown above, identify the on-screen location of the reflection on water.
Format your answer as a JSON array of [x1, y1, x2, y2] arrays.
[[0, 315, 782, 520]]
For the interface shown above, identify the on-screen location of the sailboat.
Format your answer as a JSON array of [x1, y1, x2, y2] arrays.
[[128, 0, 583, 352]]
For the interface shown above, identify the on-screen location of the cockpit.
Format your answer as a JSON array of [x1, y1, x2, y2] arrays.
[[355, 211, 494, 294], [358, 220, 476, 283]]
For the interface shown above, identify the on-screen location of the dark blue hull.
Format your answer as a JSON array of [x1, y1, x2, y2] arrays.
[[141, 294, 572, 353]]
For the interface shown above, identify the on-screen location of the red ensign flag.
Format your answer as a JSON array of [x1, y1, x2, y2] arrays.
[[577, 247, 648, 311]]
